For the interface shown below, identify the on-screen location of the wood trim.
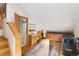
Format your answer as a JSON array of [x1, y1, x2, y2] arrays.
[[15, 13, 27, 18], [46, 31, 73, 34], [26, 17, 29, 46], [8, 22, 21, 56], [0, 16, 3, 29], [8, 23, 21, 39], [14, 13, 20, 32], [50, 41, 62, 46]]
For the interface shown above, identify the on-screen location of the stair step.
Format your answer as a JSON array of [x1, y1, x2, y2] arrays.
[[0, 36, 11, 56], [0, 45, 8, 51], [4, 53, 11, 56], [3, 50, 11, 56], [0, 42, 8, 49], [0, 37, 8, 44], [0, 37, 9, 49], [0, 48, 11, 56]]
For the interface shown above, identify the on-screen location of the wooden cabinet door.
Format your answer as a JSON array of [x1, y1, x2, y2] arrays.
[[55, 34, 62, 43], [46, 32, 62, 43], [46, 32, 62, 56]]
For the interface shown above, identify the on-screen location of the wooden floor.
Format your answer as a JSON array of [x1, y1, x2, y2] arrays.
[[0, 36, 11, 56]]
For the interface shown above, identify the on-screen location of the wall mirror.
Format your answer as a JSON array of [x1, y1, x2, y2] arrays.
[[15, 13, 28, 47]]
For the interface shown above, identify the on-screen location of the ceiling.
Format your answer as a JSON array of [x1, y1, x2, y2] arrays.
[[15, 3, 79, 32]]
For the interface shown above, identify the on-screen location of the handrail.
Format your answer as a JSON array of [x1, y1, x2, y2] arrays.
[[7, 22, 22, 56]]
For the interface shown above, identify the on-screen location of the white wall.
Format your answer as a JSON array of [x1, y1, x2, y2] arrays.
[[74, 23, 79, 38], [7, 3, 43, 33], [6, 3, 26, 22], [29, 18, 43, 31], [17, 3, 79, 32]]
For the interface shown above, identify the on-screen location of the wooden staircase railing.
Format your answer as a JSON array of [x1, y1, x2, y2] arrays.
[[7, 22, 22, 56]]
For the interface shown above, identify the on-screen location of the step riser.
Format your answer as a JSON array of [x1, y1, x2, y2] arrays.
[[0, 41, 8, 49], [0, 48, 10, 56], [0, 37, 11, 56], [0, 44, 8, 50]]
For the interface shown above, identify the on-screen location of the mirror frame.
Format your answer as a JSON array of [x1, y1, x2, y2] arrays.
[[14, 13, 28, 47]]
